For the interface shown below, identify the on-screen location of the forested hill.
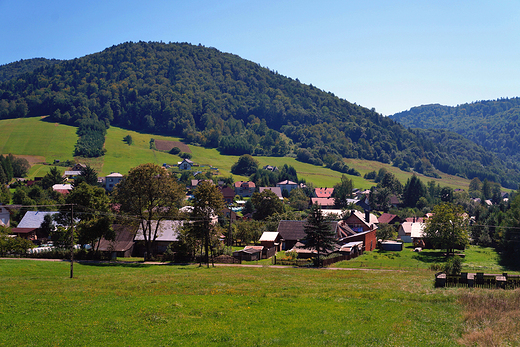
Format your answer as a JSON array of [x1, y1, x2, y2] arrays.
[[390, 99, 520, 166], [0, 41, 518, 188], [0, 58, 61, 83]]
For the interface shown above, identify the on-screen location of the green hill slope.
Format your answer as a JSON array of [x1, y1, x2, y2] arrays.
[[0, 116, 474, 190]]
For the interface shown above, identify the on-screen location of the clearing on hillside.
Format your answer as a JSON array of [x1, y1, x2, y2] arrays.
[[154, 140, 191, 153]]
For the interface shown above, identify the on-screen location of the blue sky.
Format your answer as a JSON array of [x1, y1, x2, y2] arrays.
[[1, 0, 519, 115]]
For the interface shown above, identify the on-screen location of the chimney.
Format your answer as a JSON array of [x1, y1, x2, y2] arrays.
[[365, 210, 370, 224]]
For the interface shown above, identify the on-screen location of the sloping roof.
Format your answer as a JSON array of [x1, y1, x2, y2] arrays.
[[52, 183, 72, 191], [277, 220, 307, 241], [106, 172, 123, 178], [234, 181, 255, 188], [311, 197, 335, 207], [259, 187, 282, 198], [97, 224, 136, 252], [335, 221, 357, 238], [378, 213, 399, 224], [399, 222, 425, 238], [277, 180, 297, 186], [18, 211, 60, 229], [314, 187, 334, 198], [259, 231, 280, 242], [134, 220, 183, 242], [348, 210, 378, 227], [277, 220, 339, 241], [219, 186, 235, 197]]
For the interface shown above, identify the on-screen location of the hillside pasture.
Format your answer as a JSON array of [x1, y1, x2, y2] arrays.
[[0, 117, 474, 190]]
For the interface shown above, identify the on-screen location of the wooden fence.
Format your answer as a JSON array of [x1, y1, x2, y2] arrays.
[[435, 272, 520, 289]]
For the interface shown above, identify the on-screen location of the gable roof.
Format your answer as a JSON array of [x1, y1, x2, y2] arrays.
[[97, 224, 136, 252], [277, 220, 339, 241], [399, 221, 425, 238], [134, 220, 183, 242], [276, 180, 297, 186], [314, 187, 334, 198], [277, 220, 307, 241], [259, 231, 280, 242], [311, 197, 335, 207], [347, 210, 378, 227], [378, 213, 400, 224], [259, 187, 282, 198], [234, 181, 255, 188], [18, 211, 60, 229]]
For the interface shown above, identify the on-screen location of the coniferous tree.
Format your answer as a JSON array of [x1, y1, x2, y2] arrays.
[[301, 203, 337, 267]]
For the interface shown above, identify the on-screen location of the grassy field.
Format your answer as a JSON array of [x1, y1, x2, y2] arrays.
[[0, 116, 474, 189], [333, 245, 519, 274], [0, 259, 465, 346]]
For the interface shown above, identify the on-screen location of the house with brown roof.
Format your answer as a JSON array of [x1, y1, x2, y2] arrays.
[[234, 181, 256, 197], [97, 224, 136, 258], [259, 231, 282, 251], [219, 186, 235, 204], [233, 246, 264, 261], [377, 213, 401, 225]]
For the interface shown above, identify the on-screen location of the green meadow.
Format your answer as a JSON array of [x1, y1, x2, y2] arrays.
[[0, 259, 463, 347], [0, 116, 473, 189]]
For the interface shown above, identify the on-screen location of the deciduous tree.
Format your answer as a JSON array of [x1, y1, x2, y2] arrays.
[[114, 163, 184, 260], [424, 202, 469, 255]]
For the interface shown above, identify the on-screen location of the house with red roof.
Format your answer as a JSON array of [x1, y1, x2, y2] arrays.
[[234, 181, 256, 197], [314, 187, 334, 198]]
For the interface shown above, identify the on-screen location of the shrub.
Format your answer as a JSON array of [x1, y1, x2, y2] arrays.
[[169, 147, 181, 155]]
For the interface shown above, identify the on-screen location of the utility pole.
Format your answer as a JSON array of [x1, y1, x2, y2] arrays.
[[70, 204, 74, 279]]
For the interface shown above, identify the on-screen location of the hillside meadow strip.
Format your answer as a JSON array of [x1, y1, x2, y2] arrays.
[[0, 259, 463, 346]]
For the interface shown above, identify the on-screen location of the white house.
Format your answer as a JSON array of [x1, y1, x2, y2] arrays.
[[398, 221, 425, 243], [105, 172, 124, 191]]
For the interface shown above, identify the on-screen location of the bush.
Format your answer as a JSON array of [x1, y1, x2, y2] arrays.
[[179, 152, 192, 159], [444, 256, 463, 275], [169, 147, 181, 155]]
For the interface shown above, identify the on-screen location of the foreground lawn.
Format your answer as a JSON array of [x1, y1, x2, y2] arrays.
[[0, 259, 463, 346]]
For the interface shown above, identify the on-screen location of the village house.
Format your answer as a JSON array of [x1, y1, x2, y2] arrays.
[[133, 220, 184, 256], [11, 211, 60, 244], [276, 180, 298, 196], [97, 224, 136, 258], [259, 231, 282, 252], [259, 187, 283, 199], [178, 159, 194, 170], [314, 187, 334, 198], [398, 221, 426, 244], [105, 172, 123, 191], [219, 186, 236, 204], [310, 197, 335, 208], [234, 181, 256, 197]]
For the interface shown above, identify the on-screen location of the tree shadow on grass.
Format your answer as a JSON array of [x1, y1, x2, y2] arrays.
[[411, 251, 447, 264], [77, 260, 196, 269]]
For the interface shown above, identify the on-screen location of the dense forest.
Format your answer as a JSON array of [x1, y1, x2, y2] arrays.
[[0, 41, 518, 188], [0, 58, 61, 83], [390, 99, 520, 167]]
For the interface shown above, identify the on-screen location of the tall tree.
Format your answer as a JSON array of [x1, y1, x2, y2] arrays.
[[40, 166, 64, 190], [72, 164, 99, 187], [332, 174, 353, 208], [403, 174, 426, 208], [188, 180, 225, 267], [114, 163, 184, 260], [301, 203, 337, 267], [65, 182, 114, 250], [230, 154, 258, 176], [251, 189, 283, 220], [423, 202, 469, 255]]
